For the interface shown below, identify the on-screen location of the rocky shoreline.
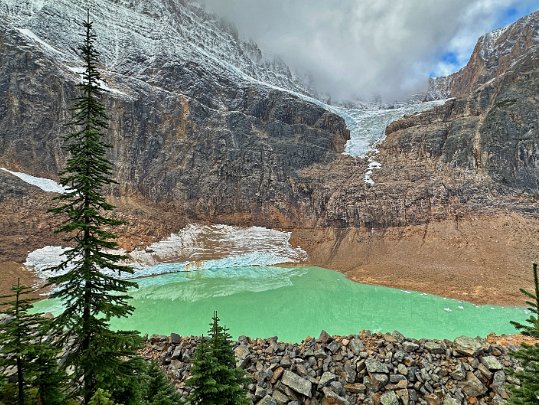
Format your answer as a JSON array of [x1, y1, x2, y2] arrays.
[[143, 331, 529, 405]]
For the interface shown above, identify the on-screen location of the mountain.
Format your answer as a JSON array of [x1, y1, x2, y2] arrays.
[[426, 11, 539, 100], [0, 0, 352, 225], [0, 2, 538, 303]]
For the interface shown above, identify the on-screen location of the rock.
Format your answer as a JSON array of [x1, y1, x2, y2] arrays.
[[280, 356, 292, 367], [451, 363, 466, 381], [271, 390, 289, 404], [396, 389, 409, 405], [256, 395, 277, 405], [477, 363, 492, 380], [344, 363, 356, 383], [319, 330, 332, 343], [271, 367, 285, 384], [425, 393, 442, 405], [171, 345, 182, 360], [397, 364, 408, 375], [425, 341, 445, 354], [322, 387, 349, 405], [319, 372, 337, 387], [442, 396, 460, 405], [492, 370, 506, 388], [380, 390, 399, 405], [234, 345, 250, 368], [492, 394, 507, 405], [454, 337, 482, 357], [460, 372, 488, 397], [389, 374, 407, 383], [481, 356, 503, 370], [365, 358, 389, 374], [329, 381, 345, 396], [281, 370, 312, 398], [344, 383, 366, 394], [368, 373, 389, 391], [403, 342, 420, 352], [255, 386, 268, 399], [349, 338, 364, 355], [327, 341, 340, 353], [169, 333, 181, 344]]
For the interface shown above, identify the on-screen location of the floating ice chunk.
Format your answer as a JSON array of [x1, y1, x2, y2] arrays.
[[444, 308, 452, 312], [1, 168, 68, 193]]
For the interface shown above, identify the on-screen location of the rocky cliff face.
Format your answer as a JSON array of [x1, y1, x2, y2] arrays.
[[0, 0, 349, 227], [295, 12, 539, 229], [426, 11, 539, 100], [0, 2, 537, 232]]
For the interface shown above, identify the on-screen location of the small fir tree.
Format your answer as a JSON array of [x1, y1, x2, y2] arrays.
[[187, 312, 249, 404], [508, 263, 539, 404], [47, 12, 142, 404], [0, 279, 66, 405], [144, 361, 182, 405], [88, 388, 115, 405]]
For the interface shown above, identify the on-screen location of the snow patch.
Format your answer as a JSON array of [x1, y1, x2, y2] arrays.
[[24, 224, 308, 281], [1, 167, 68, 193], [16, 28, 64, 55], [68, 66, 127, 95], [364, 158, 382, 186], [130, 224, 307, 267]]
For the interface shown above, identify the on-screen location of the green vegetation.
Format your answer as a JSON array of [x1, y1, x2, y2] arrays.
[[0, 280, 66, 405], [187, 312, 249, 404], [46, 13, 143, 404], [508, 263, 539, 404]]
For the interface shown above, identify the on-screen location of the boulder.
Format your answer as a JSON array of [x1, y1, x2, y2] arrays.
[[380, 390, 399, 405], [461, 372, 488, 397], [365, 358, 389, 374], [481, 356, 503, 370], [281, 370, 312, 398], [454, 337, 482, 357]]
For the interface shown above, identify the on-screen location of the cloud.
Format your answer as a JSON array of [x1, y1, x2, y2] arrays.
[[198, 0, 537, 102]]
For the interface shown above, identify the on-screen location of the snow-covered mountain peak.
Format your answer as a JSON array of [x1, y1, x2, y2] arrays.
[[0, 0, 448, 157], [1, 0, 313, 96]]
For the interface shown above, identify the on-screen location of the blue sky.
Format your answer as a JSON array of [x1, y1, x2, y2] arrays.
[[201, 0, 539, 101]]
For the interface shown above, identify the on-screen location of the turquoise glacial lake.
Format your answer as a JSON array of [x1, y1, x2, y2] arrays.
[[33, 266, 528, 342]]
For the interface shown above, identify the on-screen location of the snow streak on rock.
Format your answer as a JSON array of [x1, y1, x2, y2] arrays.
[[1, 168, 68, 193]]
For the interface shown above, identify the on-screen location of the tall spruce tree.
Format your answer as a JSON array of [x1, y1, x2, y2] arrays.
[[508, 263, 539, 404], [47, 12, 142, 404], [187, 312, 249, 404], [0, 279, 66, 405]]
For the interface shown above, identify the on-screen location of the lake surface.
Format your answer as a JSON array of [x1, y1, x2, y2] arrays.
[[33, 265, 528, 342]]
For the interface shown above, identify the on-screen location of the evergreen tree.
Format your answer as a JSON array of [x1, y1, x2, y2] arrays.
[[47, 12, 142, 404], [88, 389, 114, 405], [0, 279, 66, 405], [144, 361, 182, 405], [508, 263, 539, 404], [187, 312, 249, 404]]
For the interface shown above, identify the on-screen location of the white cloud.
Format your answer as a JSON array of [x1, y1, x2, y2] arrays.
[[199, 0, 537, 102]]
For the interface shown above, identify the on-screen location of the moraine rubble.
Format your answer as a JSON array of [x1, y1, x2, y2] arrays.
[[143, 331, 527, 404]]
